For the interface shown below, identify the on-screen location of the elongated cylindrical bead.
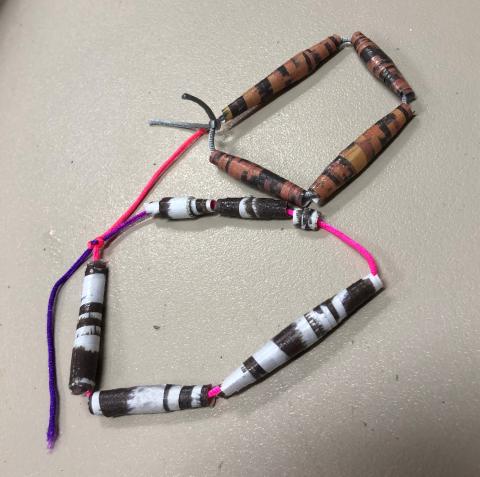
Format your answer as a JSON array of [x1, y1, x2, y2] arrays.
[[89, 384, 212, 417], [219, 274, 383, 396], [352, 31, 415, 102], [309, 103, 414, 205], [145, 197, 216, 219], [210, 150, 310, 207], [216, 197, 289, 219], [222, 35, 342, 122], [69, 260, 108, 395]]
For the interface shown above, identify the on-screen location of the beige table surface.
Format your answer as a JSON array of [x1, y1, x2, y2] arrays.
[[1, 1, 479, 476]]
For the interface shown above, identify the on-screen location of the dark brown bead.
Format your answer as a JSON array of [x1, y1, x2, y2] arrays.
[[215, 197, 289, 219], [352, 31, 415, 102]]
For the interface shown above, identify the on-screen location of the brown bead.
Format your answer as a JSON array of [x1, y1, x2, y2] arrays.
[[222, 35, 342, 122], [210, 150, 309, 207], [352, 31, 415, 102], [309, 103, 414, 205]]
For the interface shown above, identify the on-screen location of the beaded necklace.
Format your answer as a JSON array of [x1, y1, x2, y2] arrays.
[[46, 31, 415, 448]]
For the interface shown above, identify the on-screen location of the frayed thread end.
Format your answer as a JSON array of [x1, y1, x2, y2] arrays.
[[47, 430, 57, 450]]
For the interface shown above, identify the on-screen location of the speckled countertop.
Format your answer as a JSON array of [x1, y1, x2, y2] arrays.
[[0, 1, 479, 476]]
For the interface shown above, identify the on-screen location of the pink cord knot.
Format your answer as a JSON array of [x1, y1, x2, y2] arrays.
[[87, 236, 105, 249], [88, 237, 105, 261]]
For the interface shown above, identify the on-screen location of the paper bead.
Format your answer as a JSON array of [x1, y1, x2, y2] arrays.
[[292, 207, 320, 230], [222, 35, 342, 122], [89, 384, 212, 417], [219, 274, 383, 396], [145, 197, 216, 219], [69, 260, 108, 395], [215, 197, 289, 219], [352, 31, 415, 102], [210, 150, 309, 207], [309, 103, 414, 205]]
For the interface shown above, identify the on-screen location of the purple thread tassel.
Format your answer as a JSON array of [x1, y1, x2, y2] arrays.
[[46, 212, 148, 449], [46, 248, 91, 448]]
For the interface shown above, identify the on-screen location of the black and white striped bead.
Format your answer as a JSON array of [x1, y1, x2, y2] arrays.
[[215, 197, 289, 219], [219, 273, 383, 396], [69, 260, 108, 395], [144, 197, 215, 219], [292, 207, 320, 231], [89, 384, 212, 417]]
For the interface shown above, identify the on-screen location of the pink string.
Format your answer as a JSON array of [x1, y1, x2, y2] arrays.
[[287, 208, 378, 276], [317, 220, 378, 276], [208, 386, 222, 399], [91, 128, 207, 259]]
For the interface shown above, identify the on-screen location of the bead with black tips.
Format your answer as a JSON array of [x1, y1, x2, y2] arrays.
[[144, 197, 216, 219], [219, 274, 383, 396], [89, 384, 213, 417], [69, 260, 108, 395]]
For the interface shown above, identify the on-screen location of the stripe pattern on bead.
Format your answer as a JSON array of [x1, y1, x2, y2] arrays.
[[216, 197, 289, 219], [292, 207, 320, 230], [309, 103, 414, 205], [89, 384, 212, 417], [222, 35, 342, 121], [210, 150, 309, 207], [352, 31, 415, 102], [69, 260, 108, 395], [144, 197, 216, 219], [219, 274, 383, 396]]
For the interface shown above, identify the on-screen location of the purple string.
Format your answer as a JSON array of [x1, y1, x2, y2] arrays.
[[46, 211, 149, 449], [46, 248, 91, 449], [103, 211, 148, 241]]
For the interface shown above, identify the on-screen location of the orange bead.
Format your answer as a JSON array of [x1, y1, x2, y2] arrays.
[[222, 35, 342, 122], [309, 103, 414, 204]]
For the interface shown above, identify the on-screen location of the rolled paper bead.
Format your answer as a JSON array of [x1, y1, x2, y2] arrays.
[[309, 103, 414, 205], [222, 35, 342, 122], [89, 384, 212, 417], [351, 31, 415, 102], [210, 150, 310, 207], [292, 207, 320, 231], [69, 260, 108, 394], [144, 197, 216, 219], [220, 273, 383, 396], [216, 197, 290, 219]]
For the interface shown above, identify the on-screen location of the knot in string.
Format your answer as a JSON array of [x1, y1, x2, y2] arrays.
[[88, 236, 105, 261]]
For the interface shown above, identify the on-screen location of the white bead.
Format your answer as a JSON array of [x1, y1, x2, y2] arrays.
[[144, 201, 160, 215], [166, 197, 194, 219]]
